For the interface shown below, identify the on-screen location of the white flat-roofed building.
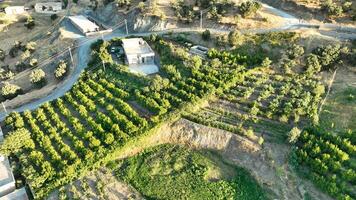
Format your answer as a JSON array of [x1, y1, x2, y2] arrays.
[[4, 6, 25, 15], [122, 38, 155, 65], [35, 2, 62, 14], [121, 38, 158, 75], [68, 15, 99, 35]]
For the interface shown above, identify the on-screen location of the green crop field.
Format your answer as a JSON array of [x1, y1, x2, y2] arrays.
[[110, 144, 267, 200], [1, 31, 354, 199], [1, 35, 252, 198]]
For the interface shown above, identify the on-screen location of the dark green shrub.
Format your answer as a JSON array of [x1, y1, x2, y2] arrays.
[[202, 29, 211, 41], [238, 1, 262, 18]]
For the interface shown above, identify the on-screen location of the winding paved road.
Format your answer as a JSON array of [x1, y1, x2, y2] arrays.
[[0, 3, 355, 121]]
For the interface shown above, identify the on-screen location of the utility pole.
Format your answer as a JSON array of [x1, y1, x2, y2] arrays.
[[200, 10, 203, 30], [68, 47, 74, 65], [2, 102, 7, 113], [124, 19, 129, 35], [102, 60, 106, 71]]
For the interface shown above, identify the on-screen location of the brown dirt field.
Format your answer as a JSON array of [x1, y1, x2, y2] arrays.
[[261, 0, 356, 24]]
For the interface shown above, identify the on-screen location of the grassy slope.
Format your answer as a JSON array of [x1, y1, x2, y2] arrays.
[[319, 84, 356, 132], [109, 144, 266, 200]]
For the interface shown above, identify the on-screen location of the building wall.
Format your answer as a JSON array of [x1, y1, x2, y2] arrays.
[[0, 182, 16, 197], [35, 4, 62, 14], [126, 54, 154, 65], [4, 7, 25, 15], [68, 17, 100, 35]]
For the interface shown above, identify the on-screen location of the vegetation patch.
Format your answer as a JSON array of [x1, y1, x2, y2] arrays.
[[1, 35, 249, 198], [110, 144, 267, 200], [291, 127, 356, 200]]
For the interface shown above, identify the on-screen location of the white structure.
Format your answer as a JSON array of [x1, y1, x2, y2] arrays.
[[4, 6, 25, 15], [0, 127, 27, 200], [121, 38, 158, 75], [0, 187, 28, 200], [0, 128, 15, 198], [35, 2, 62, 14], [68, 15, 99, 35], [122, 38, 155, 65], [189, 45, 209, 58], [0, 158, 15, 197]]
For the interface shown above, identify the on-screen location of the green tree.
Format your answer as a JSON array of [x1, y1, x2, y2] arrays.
[[287, 127, 301, 144], [210, 58, 222, 68], [189, 56, 203, 68], [24, 16, 35, 29], [117, 0, 131, 7], [138, 2, 145, 12], [50, 14, 58, 21], [228, 30, 244, 47], [286, 44, 304, 59], [202, 29, 211, 41], [29, 58, 38, 67], [0, 128, 33, 156], [54, 60, 68, 79], [149, 75, 170, 91], [261, 57, 272, 68], [1, 82, 21, 98], [21, 50, 31, 61], [30, 69, 46, 84], [238, 1, 262, 18], [25, 42, 37, 53], [322, 0, 343, 17]]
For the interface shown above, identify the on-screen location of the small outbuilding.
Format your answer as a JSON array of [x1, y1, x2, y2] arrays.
[[68, 15, 100, 35], [35, 2, 62, 14], [4, 6, 25, 15], [189, 45, 209, 58]]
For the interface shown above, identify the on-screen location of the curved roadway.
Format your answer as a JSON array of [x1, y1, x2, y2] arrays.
[[0, 4, 355, 120]]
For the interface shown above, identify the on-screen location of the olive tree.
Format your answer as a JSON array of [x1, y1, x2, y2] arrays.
[[29, 58, 38, 67], [286, 44, 304, 59], [287, 127, 301, 144], [321, 0, 343, 17], [54, 60, 68, 79], [238, 1, 262, 18], [24, 16, 35, 29], [228, 30, 244, 47], [25, 42, 37, 53], [202, 29, 211, 41], [30, 69, 46, 85], [1, 82, 21, 98], [305, 54, 321, 76], [0, 128, 33, 156]]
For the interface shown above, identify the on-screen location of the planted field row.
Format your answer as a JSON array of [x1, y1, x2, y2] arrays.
[[294, 128, 356, 200], [2, 37, 252, 198], [4, 68, 149, 197]]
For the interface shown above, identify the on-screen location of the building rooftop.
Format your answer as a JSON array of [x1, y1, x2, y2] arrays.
[[122, 38, 154, 56], [0, 187, 28, 200], [35, 2, 62, 11], [0, 158, 14, 187], [35, 2, 62, 7], [68, 15, 99, 33]]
